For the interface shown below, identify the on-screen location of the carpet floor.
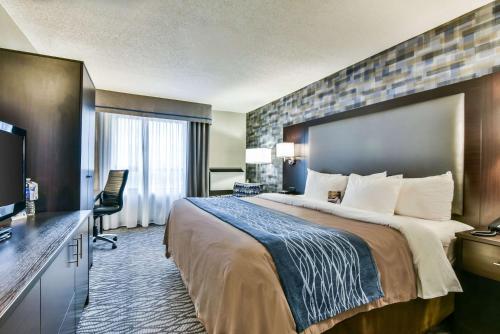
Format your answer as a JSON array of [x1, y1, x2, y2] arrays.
[[76, 225, 206, 334]]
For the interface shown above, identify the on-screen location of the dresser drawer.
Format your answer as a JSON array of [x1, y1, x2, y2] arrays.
[[462, 239, 500, 282]]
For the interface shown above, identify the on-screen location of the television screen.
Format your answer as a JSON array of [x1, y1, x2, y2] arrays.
[[0, 121, 25, 221]]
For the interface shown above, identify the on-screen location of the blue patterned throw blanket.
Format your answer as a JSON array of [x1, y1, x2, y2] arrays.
[[187, 196, 383, 332]]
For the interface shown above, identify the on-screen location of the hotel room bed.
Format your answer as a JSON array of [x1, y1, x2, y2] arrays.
[[163, 83, 497, 333], [164, 194, 471, 334]]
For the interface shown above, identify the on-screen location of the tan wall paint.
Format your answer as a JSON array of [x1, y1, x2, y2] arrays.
[[209, 110, 246, 169], [0, 5, 35, 52]]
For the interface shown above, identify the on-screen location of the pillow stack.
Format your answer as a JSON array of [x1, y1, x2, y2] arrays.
[[303, 168, 454, 220]]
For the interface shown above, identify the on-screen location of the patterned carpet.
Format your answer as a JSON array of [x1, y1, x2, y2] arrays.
[[77, 225, 206, 334]]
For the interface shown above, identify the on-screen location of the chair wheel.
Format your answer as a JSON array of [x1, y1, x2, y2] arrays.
[[112, 244, 117, 249], [113, 236, 118, 241]]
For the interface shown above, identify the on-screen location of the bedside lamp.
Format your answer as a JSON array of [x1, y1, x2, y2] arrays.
[[276, 142, 296, 165], [245, 148, 271, 185], [245, 148, 272, 164]]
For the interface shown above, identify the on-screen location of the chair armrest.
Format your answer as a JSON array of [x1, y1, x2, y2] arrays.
[[94, 191, 103, 204]]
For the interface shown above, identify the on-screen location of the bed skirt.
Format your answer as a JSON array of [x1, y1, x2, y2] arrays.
[[324, 294, 454, 334]]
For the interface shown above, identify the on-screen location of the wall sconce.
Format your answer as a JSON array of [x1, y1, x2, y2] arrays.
[[276, 142, 296, 166]]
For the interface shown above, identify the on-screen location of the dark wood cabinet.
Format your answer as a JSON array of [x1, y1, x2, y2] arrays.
[[58, 293, 76, 334], [0, 48, 95, 212], [40, 217, 90, 334], [0, 212, 91, 334], [454, 232, 500, 334], [0, 49, 95, 334], [0, 281, 40, 334], [41, 235, 77, 334], [74, 217, 90, 326]]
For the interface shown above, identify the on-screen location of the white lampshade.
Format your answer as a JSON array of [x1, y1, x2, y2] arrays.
[[246, 148, 271, 164], [276, 142, 295, 158]]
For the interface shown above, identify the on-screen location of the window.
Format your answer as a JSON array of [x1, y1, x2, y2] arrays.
[[98, 112, 188, 229]]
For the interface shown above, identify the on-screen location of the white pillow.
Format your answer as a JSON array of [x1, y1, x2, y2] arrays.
[[304, 169, 348, 201], [349, 171, 387, 179], [341, 173, 402, 214], [395, 172, 454, 221], [341, 171, 387, 198]]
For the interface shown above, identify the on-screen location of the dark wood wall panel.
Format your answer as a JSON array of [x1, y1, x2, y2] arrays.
[[0, 48, 94, 212], [480, 74, 500, 227], [460, 79, 483, 227], [283, 72, 500, 227], [80, 66, 96, 210]]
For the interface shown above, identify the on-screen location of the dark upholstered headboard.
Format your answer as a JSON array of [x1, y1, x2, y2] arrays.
[[309, 94, 464, 214], [282, 72, 500, 227]]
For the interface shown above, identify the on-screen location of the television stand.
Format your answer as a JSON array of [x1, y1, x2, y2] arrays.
[[0, 211, 91, 333]]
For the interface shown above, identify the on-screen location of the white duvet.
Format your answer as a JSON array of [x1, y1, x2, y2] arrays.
[[258, 193, 473, 299]]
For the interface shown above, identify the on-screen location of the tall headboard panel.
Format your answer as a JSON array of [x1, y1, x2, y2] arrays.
[[283, 72, 500, 227], [309, 94, 464, 214]]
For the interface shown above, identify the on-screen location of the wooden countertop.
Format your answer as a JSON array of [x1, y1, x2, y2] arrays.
[[455, 230, 500, 247], [0, 211, 91, 319]]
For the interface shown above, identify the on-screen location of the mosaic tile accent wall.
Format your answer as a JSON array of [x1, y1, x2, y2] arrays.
[[246, 1, 500, 191]]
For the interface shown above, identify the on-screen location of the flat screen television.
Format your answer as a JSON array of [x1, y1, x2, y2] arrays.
[[0, 120, 26, 222]]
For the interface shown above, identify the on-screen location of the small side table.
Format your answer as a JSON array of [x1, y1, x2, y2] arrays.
[[277, 190, 297, 195], [453, 230, 500, 333]]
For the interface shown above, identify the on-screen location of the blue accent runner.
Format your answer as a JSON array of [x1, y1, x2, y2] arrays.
[[187, 196, 383, 332]]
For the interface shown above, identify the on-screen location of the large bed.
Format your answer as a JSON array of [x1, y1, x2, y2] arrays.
[[164, 194, 470, 334], [164, 73, 500, 334]]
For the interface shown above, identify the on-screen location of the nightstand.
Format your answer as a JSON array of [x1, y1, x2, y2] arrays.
[[453, 231, 500, 334], [278, 190, 297, 195], [278, 187, 297, 195]]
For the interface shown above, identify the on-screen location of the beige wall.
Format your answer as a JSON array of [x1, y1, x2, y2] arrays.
[[0, 5, 35, 52], [209, 110, 246, 169]]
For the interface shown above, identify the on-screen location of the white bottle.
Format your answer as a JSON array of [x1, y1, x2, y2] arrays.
[[25, 178, 38, 216]]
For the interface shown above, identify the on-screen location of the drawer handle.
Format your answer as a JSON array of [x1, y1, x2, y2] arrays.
[[68, 239, 79, 266], [79, 234, 83, 259], [494, 262, 500, 267]]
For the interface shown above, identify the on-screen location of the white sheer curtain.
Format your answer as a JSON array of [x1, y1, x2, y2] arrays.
[[98, 112, 188, 229]]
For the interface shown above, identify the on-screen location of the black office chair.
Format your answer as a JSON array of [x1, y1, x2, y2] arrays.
[[93, 170, 129, 249]]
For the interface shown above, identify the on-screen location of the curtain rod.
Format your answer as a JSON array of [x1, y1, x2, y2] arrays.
[[96, 105, 212, 123]]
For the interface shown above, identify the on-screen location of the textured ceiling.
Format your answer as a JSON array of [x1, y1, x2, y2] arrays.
[[0, 0, 491, 112]]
